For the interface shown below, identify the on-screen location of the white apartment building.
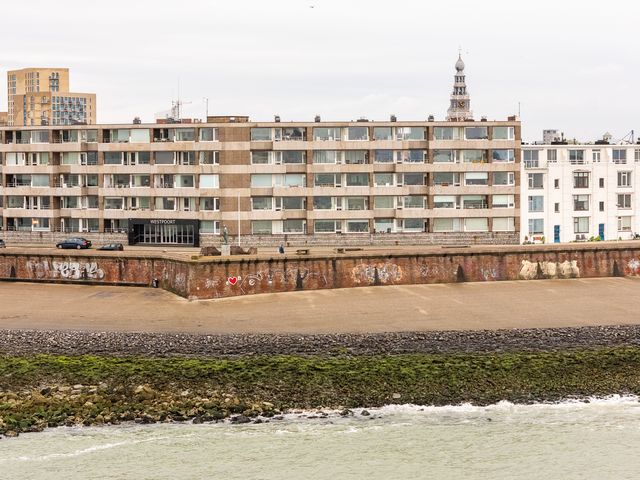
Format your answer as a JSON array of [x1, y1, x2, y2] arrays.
[[521, 144, 640, 243]]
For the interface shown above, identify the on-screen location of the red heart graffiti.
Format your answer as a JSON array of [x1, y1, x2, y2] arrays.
[[228, 277, 237, 286]]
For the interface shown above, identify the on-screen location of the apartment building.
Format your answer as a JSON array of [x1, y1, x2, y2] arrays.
[[6, 68, 96, 127], [0, 117, 520, 246], [522, 143, 640, 243]]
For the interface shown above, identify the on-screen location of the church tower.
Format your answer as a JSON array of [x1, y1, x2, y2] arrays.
[[446, 54, 473, 121]]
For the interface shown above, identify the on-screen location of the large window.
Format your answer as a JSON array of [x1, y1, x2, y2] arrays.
[[433, 218, 462, 232], [493, 217, 515, 231], [251, 174, 272, 187], [573, 172, 589, 188], [492, 126, 514, 140], [434, 195, 456, 208], [434, 172, 460, 186], [464, 218, 489, 232], [374, 173, 394, 186], [464, 127, 488, 140], [617, 194, 632, 209], [346, 197, 367, 210], [251, 151, 270, 164], [492, 195, 514, 208], [374, 150, 394, 163], [199, 175, 219, 188], [528, 173, 544, 189], [523, 150, 539, 168], [547, 149, 557, 162], [433, 150, 455, 163], [251, 220, 272, 234], [199, 128, 217, 141], [618, 216, 632, 232], [282, 151, 305, 164], [250, 128, 272, 141], [315, 220, 339, 233], [403, 218, 424, 232], [396, 127, 425, 140], [461, 150, 486, 163], [282, 197, 305, 209], [344, 151, 367, 164], [374, 196, 394, 209], [314, 151, 339, 164], [173, 129, 195, 142], [346, 220, 369, 233], [313, 128, 341, 141], [492, 149, 514, 162], [283, 220, 305, 233], [573, 217, 590, 234], [434, 127, 462, 140], [403, 196, 425, 208], [347, 127, 368, 141], [569, 150, 585, 164], [618, 171, 632, 187], [528, 219, 544, 235], [403, 173, 425, 186], [251, 197, 272, 210], [200, 197, 220, 211], [573, 195, 590, 211], [612, 149, 627, 164], [465, 172, 488, 186], [315, 173, 338, 187], [346, 173, 368, 187], [493, 172, 515, 186], [283, 174, 305, 187], [373, 127, 392, 140], [155, 151, 174, 165], [313, 197, 333, 210]]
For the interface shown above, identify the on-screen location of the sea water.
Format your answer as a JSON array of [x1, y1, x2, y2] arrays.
[[2, 396, 640, 480]]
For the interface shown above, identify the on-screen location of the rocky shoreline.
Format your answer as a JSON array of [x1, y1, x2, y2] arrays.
[[1, 324, 640, 357]]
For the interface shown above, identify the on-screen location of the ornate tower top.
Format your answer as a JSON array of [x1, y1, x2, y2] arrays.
[[446, 53, 473, 121]]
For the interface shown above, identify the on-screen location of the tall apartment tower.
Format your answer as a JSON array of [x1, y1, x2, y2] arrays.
[[446, 54, 473, 121], [6, 68, 96, 126]]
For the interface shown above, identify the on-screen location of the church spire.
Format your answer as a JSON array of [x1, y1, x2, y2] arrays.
[[446, 53, 473, 121]]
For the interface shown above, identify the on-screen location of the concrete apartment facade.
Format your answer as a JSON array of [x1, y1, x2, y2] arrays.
[[0, 118, 521, 246], [521, 144, 640, 243], [5, 68, 96, 127]]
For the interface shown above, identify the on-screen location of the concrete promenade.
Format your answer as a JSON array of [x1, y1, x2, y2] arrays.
[[0, 277, 637, 334]]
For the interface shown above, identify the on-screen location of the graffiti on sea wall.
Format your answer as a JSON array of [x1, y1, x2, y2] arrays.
[[351, 262, 402, 285], [518, 260, 579, 280], [627, 259, 640, 275], [26, 260, 105, 280]]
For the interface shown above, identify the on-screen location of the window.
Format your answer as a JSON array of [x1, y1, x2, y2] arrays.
[[573, 195, 590, 211], [282, 151, 305, 164], [396, 127, 425, 140], [314, 151, 339, 164], [492, 149, 514, 162], [374, 150, 394, 163], [373, 127, 392, 140], [403, 218, 424, 232], [612, 149, 627, 164], [200, 221, 220, 234], [554, 179, 559, 189], [433, 150, 455, 163], [346, 197, 367, 211], [465, 172, 488, 186], [529, 219, 544, 235], [573, 217, 590, 234], [313, 127, 342, 141], [592, 150, 601, 162], [528, 173, 544, 189], [313, 197, 333, 210], [375, 218, 394, 233], [618, 216, 632, 232], [618, 171, 632, 187], [493, 217, 515, 232], [573, 172, 589, 188], [435, 172, 460, 186], [344, 151, 367, 164], [199, 151, 219, 165], [547, 149, 557, 162], [374, 196, 394, 209], [250, 128, 271, 141], [434, 195, 456, 208], [403, 196, 425, 208], [346, 173, 369, 187], [617, 194, 631, 209], [251, 197, 272, 210], [492, 195, 514, 208], [347, 127, 368, 141], [346, 220, 369, 233], [374, 173, 394, 186], [155, 151, 174, 165], [523, 150, 539, 161], [277, 127, 305, 141], [569, 150, 585, 164], [599, 201, 605, 212], [130, 129, 150, 143], [635, 149, 640, 163], [283, 174, 305, 187], [433, 218, 462, 232], [282, 197, 305, 210], [283, 220, 305, 233], [493, 172, 514, 186], [200, 198, 220, 211], [315, 220, 339, 233], [199, 128, 216, 141], [251, 151, 271, 164], [403, 173, 425, 186], [528, 196, 544, 212], [433, 127, 461, 140], [464, 127, 488, 140], [251, 220, 272, 234], [251, 174, 272, 187], [199, 175, 219, 188], [315, 173, 338, 187], [397, 150, 426, 163], [465, 218, 489, 232], [599, 178, 605, 188], [461, 150, 486, 163], [492, 127, 514, 140], [555, 203, 560, 213]]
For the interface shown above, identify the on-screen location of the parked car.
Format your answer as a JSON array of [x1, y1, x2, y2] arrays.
[[97, 243, 124, 251], [0, 239, 5, 248], [56, 237, 92, 249]]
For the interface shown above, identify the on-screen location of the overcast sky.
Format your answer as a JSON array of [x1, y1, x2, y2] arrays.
[[1, 0, 638, 142]]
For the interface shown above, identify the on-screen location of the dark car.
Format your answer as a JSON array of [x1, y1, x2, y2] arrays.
[[97, 243, 124, 251], [0, 239, 5, 248], [56, 237, 92, 249]]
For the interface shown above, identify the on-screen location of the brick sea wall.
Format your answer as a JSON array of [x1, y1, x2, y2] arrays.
[[1, 243, 640, 299]]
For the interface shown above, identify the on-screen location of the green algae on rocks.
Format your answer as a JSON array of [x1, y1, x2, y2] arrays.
[[2, 348, 640, 436]]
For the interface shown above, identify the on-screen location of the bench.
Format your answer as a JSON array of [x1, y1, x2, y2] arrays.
[[296, 248, 310, 255], [334, 247, 363, 254]]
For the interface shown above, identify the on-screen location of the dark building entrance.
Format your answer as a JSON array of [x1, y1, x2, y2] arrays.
[[128, 219, 200, 247]]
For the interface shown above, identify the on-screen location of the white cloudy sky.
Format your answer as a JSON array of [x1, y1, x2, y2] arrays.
[[1, 0, 638, 142]]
